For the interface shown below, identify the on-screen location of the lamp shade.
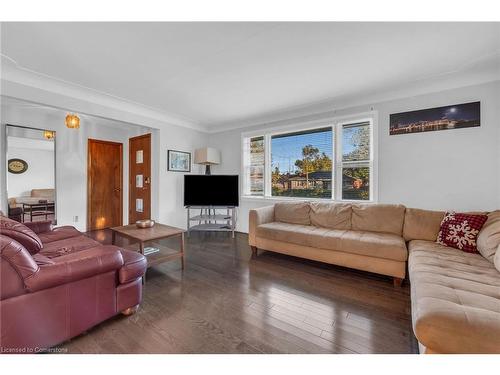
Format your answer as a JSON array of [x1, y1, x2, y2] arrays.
[[194, 148, 220, 165]]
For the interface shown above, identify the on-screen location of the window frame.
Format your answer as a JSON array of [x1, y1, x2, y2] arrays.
[[335, 118, 376, 203], [244, 135, 266, 196], [241, 111, 378, 203]]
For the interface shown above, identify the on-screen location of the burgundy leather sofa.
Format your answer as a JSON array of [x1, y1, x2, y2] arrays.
[[0, 215, 147, 353]]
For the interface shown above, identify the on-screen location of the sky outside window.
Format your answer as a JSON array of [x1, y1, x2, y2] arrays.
[[271, 128, 333, 174]]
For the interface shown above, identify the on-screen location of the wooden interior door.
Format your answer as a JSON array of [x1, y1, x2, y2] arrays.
[[87, 139, 123, 230], [129, 133, 151, 223]]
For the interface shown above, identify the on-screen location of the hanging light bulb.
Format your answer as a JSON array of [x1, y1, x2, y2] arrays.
[[65, 113, 80, 129]]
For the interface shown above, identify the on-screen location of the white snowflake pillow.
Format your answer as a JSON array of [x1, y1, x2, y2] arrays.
[[437, 211, 488, 253]]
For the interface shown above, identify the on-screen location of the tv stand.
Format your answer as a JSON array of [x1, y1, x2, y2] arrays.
[[186, 206, 236, 238]]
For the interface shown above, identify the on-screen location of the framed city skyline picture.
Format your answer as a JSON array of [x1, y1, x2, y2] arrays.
[[389, 101, 480, 136], [167, 149, 191, 172]]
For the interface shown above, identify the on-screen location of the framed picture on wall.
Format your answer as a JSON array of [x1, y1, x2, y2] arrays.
[[389, 101, 480, 135], [167, 150, 191, 172], [7, 158, 29, 174]]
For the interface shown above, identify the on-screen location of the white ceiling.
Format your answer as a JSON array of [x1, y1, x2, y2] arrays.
[[1, 22, 499, 131]]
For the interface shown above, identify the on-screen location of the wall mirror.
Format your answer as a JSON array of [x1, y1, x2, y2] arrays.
[[5, 124, 57, 224]]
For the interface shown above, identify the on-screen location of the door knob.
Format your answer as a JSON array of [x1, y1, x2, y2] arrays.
[[144, 177, 151, 184]]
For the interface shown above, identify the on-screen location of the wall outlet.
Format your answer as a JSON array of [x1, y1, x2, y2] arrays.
[[73, 215, 79, 222]]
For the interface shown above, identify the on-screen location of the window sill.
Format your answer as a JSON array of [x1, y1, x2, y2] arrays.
[[241, 195, 377, 204]]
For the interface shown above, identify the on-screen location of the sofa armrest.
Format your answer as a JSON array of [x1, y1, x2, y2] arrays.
[[25, 245, 124, 292], [249, 205, 275, 246], [23, 220, 52, 234], [118, 249, 147, 284], [1, 235, 39, 279]]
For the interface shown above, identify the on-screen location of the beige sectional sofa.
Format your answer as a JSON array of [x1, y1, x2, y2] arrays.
[[249, 202, 500, 353], [10, 188, 55, 206], [407, 209, 500, 354], [250, 202, 408, 285]]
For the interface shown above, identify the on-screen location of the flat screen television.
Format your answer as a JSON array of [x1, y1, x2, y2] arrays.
[[184, 175, 239, 207]]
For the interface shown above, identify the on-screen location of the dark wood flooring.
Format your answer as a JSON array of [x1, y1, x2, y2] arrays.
[[60, 230, 418, 354]]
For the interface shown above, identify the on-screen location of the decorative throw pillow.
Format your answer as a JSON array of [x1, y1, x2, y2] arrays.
[[437, 212, 488, 253]]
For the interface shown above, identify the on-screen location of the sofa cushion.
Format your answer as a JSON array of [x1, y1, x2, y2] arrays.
[[256, 222, 329, 247], [40, 234, 101, 259], [408, 240, 500, 353], [37, 226, 82, 244], [477, 210, 500, 263], [437, 212, 488, 253], [403, 208, 445, 241], [352, 203, 406, 235], [31, 188, 55, 199], [274, 202, 311, 225], [256, 222, 407, 261], [0, 216, 43, 255], [309, 202, 351, 230], [23, 220, 52, 235], [315, 229, 407, 261]]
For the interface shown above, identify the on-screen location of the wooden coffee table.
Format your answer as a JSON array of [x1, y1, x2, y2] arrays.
[[110, 223, 185, 281], [22, 201, 55, 222]]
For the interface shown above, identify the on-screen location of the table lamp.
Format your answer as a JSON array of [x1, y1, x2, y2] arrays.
[[194, 147, 221, 175]]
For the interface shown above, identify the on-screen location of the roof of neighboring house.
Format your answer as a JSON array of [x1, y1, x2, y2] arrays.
[[288, 171, 332, 180], [310, 171, 332, 179]]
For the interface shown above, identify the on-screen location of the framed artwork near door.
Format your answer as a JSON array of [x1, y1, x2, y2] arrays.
[[167, 150, 191, 172]]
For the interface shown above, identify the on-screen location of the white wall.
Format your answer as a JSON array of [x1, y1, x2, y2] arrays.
[[158, 125, 206, 229], [1, 104, 153, 231], [2, 80, 499, 235], [7, 142, 55, 197], [1, 100, 208, 232], [209, 80, 500, 233]]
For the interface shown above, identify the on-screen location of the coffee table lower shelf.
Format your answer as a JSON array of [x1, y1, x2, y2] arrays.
[[124, 242, 184, 268], [110, 223, 186, 284]]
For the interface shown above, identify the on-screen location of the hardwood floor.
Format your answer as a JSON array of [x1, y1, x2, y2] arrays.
[[60, 230, 418, 354]]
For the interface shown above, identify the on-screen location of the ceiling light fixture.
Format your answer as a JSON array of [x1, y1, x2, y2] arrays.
[[65, 113, 80, 129]]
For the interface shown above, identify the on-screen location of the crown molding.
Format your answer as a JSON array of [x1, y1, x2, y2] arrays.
[[1, 55, 207, 132], [2, 52, 499, 135], [206, 61, 500, 134]]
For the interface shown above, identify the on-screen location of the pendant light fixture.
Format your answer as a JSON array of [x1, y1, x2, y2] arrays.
[[43, 130, 55, 140], [65, 113, 80, 129]]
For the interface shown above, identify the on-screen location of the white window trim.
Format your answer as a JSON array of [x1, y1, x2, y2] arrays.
[[241, 111, 378, 203]]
